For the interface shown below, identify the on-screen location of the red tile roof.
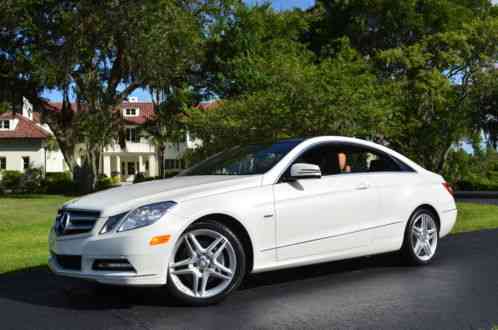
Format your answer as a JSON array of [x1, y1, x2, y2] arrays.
[[44, 102, 156, 125], [44, 100, 220, 125], [194, 100, 222, 110], [120, 102, 155, 124], [0, 112, 50, 139], [1, 100, 220, 141]]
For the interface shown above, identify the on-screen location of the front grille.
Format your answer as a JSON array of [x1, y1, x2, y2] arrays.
[[53, 254, 82, 271], [55, 209, 100, 236]]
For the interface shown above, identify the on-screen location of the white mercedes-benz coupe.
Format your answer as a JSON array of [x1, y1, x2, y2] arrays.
[[49, 136, 457, 305]]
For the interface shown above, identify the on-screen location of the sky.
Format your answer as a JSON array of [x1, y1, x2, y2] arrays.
[[41, 0, 315, 102], [246, 0, 314, 10]]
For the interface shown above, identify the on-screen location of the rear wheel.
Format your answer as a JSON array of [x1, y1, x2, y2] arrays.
[[401, 208, 439, 265], [166, 221, 246, 306]]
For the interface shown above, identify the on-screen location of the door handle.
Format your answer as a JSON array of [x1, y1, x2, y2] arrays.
[[356, 182, 370, 190]]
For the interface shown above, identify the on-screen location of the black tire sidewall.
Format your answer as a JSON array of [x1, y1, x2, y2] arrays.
[[166, 221, 247, 306], [402, 208, 439, 266]]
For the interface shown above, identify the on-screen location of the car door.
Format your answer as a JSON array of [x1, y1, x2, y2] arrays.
[[358, 148, 421, 244], [273, 143, 381, 261]]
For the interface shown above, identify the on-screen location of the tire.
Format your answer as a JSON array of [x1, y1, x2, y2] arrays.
[[401, 208, 439, 266], [166, 221, 247, 306]]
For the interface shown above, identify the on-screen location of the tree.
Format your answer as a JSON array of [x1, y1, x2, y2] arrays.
[[468, 70, 498, 149], [142, 87, 192, 178], [375, 17, 498, 171], [200, 3, 310, 99], [306, 0, 496, 57], [2, 0, 209, 192], [186, 34, 392, 157]]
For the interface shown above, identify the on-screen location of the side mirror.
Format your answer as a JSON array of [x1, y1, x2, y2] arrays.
[[289, 163, 322, 180]]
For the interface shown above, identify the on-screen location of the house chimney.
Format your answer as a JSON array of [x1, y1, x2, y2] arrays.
[[22, 97, 33, 121]]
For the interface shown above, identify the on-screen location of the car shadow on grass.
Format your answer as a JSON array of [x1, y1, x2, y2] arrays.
[[0, 252, 416, 310]]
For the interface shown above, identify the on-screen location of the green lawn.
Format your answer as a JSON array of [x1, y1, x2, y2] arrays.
[[452, 202, 498, 234], [0, 195, 498, 274], [0, 195, 72, 274]]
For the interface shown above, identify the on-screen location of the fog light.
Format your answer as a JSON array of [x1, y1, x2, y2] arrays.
[[92, 259, 135, 272], [149, 234, 171, 246]]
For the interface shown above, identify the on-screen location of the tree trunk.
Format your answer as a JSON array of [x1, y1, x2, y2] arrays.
[[436, 144, 452, 174], [158, 146, 165, 178], [74, 147, 99, 194]]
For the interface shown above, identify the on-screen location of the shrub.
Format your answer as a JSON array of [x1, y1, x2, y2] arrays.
[[1, 170, 23, 191], [43, 172, 77, 194], [456, 176, 498, 191], [444, 148, 498, 191], [133, 173, 163, 184], [133, 172, 146, 183], [96, 174, 114, 191], [110, 175, 121, 185], [163, 171, 180, 178], [20, 167, 43, 193]]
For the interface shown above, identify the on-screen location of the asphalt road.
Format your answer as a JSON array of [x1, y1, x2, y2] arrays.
[[1, 229, 497, 330]]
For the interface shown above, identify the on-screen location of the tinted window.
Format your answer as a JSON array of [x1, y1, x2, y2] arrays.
[[343, 146, 401, 173], [180, 140, 303, 176], [293, 144, 342, 175], [290, 143, 402, 176]]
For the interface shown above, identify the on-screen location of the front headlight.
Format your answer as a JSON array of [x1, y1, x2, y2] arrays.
[[117, 201, 177, 232]]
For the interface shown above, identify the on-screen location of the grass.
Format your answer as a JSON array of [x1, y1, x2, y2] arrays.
[[0, 195, 498, 274], [451, 202, 498, 234], [0, 195, 72, 274]]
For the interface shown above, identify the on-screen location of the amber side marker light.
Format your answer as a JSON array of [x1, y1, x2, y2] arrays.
[[150, 235, 171, 246]]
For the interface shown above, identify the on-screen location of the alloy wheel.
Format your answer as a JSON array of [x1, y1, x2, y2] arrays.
[[169, 229, 237, 298], [410, 213, 438, 262]]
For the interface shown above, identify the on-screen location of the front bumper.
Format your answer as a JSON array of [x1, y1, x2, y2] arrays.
[[48, 213, 184, 286], [48, 255, 166, 286]]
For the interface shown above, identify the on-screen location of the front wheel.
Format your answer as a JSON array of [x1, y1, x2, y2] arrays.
[[401, 208, 439, 265], [166, 221, 246, 306]]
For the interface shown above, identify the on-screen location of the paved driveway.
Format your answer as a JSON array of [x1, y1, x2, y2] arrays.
[[1, 229, 497, 330]]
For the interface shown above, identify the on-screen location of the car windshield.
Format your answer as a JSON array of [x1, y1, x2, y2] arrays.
[[180, 140, 303, 176]]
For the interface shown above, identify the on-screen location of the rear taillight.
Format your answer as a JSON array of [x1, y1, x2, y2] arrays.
[[443, 182, 454, 195]]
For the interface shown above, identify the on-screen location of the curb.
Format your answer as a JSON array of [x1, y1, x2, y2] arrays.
[[455, 191, 498, 199]]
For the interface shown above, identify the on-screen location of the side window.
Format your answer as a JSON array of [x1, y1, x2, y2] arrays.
[[292, 144, 342, 176], [337, 145, 401, 173], [285, 142, 406, 179]]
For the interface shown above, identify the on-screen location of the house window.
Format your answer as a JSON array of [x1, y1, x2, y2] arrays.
[[126, 128, 140, 142], [164, 159, 185, 170], [22, 156, 30, 169], [145, 160, 149, 171], [124, 108, 139, 117], [0, 120, 10, 130], [0, 157, 6, 170]]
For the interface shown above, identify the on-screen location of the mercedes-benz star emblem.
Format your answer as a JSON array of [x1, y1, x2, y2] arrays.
[[55, 212, 70, 236]]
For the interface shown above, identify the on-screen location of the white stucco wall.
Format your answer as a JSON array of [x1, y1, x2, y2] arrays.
[[0, 140, 45, 172], [45, 149, 66, 173]]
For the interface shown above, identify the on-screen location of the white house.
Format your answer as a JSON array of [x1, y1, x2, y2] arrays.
[[0, 97, 205, 181], [0, 97, 65, 174], [95, 98, 202, 180]]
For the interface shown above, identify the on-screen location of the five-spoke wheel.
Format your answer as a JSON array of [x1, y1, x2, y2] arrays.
[[167, 221, 246, 305]]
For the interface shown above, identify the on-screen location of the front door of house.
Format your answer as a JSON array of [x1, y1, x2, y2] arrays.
[[127, 162, 136, 175]]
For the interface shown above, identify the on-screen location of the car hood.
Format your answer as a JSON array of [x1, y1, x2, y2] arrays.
[[64, 175, 262, 217]]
